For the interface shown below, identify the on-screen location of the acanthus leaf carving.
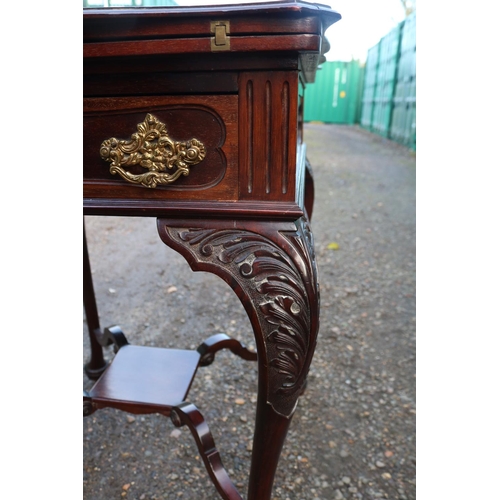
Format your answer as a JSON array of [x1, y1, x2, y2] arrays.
[[165, 219, 318, 417]]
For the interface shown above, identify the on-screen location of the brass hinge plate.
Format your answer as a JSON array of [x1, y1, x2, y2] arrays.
[[210, 20, 230, 51]]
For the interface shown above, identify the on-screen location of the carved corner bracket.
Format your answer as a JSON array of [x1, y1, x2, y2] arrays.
[[157, 217, 320, 418], [100, 113, 206, 188]]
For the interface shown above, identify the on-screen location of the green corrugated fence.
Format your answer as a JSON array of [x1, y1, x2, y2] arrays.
[[304, 61, 364, 125], [361, 12, 416, 149], [390, 13, 416, 148]]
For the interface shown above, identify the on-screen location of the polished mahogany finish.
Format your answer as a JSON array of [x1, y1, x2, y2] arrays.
[[83, 2, 341, 499]]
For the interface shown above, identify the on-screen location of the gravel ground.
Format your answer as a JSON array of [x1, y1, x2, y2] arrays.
[[83, 123, 416, 500]]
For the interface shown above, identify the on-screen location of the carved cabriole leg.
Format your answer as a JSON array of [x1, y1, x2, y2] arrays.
[[156, 216, 320, 500]]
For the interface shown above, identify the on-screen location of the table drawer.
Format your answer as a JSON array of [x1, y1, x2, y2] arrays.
[[84, 95, 238, 204]]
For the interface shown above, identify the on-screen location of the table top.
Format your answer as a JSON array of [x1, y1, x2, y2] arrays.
[[84, 1, 340, 72], [83, 1, 341, 23]]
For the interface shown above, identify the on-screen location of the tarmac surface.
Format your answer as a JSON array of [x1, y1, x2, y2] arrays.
[[83, 123, 416, 500]]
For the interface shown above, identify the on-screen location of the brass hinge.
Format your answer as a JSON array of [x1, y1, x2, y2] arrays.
[[210, 20, 230, 51]]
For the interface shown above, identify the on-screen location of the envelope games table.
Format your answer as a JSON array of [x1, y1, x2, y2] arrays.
[[83, 3, 341, 499]]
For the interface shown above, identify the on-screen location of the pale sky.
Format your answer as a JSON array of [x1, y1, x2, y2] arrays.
[[174, 0, 408, 63], [324, 0, 407, 61]]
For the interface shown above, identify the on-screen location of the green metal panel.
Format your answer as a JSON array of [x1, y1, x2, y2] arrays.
[[360, 11, 416, 149], [360, 44, 380, 128], [371, 22, 402, 137], [303, 61, 364, 124], [390, 12, 416, 149], [353, 65, 365, 124]]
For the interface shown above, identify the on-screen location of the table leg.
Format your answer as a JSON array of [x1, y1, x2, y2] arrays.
[[157, 216, 320, 500], [83, 221, 108, 379]]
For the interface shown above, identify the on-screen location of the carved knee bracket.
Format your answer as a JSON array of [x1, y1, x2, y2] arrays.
[[157, 217, 320, 418]]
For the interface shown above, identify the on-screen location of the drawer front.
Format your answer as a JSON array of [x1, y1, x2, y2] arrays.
[[84, 95, 238, 203]]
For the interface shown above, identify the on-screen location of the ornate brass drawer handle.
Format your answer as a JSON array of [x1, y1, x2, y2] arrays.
[[100, 113, 206, 188]]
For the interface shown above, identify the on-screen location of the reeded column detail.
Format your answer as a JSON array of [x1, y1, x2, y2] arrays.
[[239, 72, 299, 201]]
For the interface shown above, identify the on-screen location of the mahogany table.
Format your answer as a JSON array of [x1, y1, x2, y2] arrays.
[[83, 3, 341, 499]]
